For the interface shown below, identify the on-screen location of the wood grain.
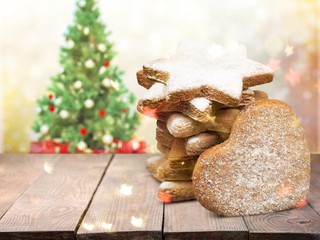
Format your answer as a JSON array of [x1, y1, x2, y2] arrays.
[[244, 205, 320, 240], [309, 154, 320, 215], [77, 154, 163, 240], [0, 154, 46, 219], [164, 200, 248, 240], [0, 154, 112, 240]]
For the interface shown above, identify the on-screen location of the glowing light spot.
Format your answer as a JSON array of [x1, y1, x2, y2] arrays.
[[267, 58, 281, 71], [102, 222, 113, 231], [285, 45, 294, 57], [277, 184, 292, 197], [131, 140, 140, 150], [181, 162, 185, 166], [82, 223, 94, 231], [43, 162, 54, 174], [120, 184, 133, 196], [285, 68, 301, 87], [158, 191, 172, 203], [131, 216, 144, 228], [295, 198, 308, 209]]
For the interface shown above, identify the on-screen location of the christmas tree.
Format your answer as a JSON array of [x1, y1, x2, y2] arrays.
[[32, 0, 140, 152]]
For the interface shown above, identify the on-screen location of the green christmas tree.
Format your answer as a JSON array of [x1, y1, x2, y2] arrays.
[[32, 0, 140, 152]]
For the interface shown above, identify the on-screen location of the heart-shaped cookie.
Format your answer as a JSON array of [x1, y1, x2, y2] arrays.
[[192, 99, 310, 216]]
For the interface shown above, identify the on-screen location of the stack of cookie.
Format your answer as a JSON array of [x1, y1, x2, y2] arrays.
[[136, 42, 273, 203]]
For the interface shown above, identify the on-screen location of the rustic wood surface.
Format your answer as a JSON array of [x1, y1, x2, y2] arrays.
[[0, 154, 319, 240], [0, 154, 112, 240], [0, 154, 46, 218], [77, 154, 163, 240], [164, 200, 248, 240]]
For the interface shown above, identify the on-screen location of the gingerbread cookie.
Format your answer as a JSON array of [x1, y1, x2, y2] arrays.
[[192, 99, 310, 216], [158, 181, 195, 203], [185, 132, 220, 156], [143, 42, 273, 107]]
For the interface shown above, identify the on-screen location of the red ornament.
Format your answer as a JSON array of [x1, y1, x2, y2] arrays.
[[121, 108, 126, 113], [48, 94, 53, 100], [99, 109, 106, 117], [49, 105, 55, 112], [104, 61, 110, 67], [80, 128, 87, 136]]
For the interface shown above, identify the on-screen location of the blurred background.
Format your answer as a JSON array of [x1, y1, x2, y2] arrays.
[[0, 0, 319, 153]]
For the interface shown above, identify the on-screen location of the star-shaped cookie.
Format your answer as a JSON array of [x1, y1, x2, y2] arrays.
[[142, 42, 273, 107]]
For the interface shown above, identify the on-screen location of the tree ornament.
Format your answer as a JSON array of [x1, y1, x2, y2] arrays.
[[102, 134, 113, 144], [54, 98, 62, 105], [111, 81, 120, 90], [83, 27, 90, 35], [40, 124, 49, 134], [48, 94, 54, 100], [102, 78, 112, 87], [35, 106, 42, 114], [85, 59, 95, 68], [77, 141, 87, 151], [98, 43, 106, 52], [49, 105, 55, 112], [99, 66, 107, 74], [99, 109, 106, 117], [84, 99, 94, 108], [73, 80, 82, 89], [79, 0, 86, 7], [121, 108, 127, 113], [80, 128, 87, 136], [66, 40, 75, 49], [104, 61, 110, 67], [122, 96, 129, 103], [59, 110, 69, 119]]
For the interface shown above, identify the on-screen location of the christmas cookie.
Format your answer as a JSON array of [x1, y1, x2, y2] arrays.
[[185, 132, 220, 156], [166, 108, 240, 138], [158, 181, 195, 203], [156, 120, 175, 148], [157, 142, 171, 157], [143, 42, 273, 107], [136, 70, 155, 89], [155, 138, 197, 181], [192, 99, 310, 216]]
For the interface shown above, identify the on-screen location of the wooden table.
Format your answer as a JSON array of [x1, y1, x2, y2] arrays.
[[0, 154, 319, 240]]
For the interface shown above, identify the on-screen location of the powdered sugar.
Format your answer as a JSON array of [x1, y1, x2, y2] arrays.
[[190, 98, 211, 112], [144, 42, 273, 101], [141, 82, 166, 100]]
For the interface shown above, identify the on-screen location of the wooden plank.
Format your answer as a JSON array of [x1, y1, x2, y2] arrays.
[[0, 154, 112, 240], [309, 154, 320, 215], [0, 154, 47, 219], [245, 205, 320, 240], [77, 154, 163, 240], [164, 200, 248, 240], [244, 154, 320, 239]]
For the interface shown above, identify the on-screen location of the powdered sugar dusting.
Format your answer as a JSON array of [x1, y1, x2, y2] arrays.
[[141, 82, 166, 100], [144, 42, 273, 101], [159, 181, 176, 189], [190, 98, 211, 112], [193, 100, 310, 216]]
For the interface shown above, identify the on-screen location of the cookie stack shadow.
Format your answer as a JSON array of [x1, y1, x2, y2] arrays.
[[136, 69, 269, 203]]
